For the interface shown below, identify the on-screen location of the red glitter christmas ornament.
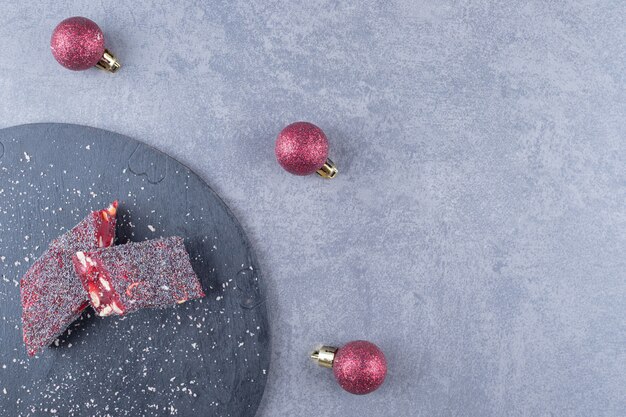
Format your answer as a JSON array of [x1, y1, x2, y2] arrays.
[[311, 340, 387, 395], [51, 17, 120, 72], [275, 121, 338, 178]]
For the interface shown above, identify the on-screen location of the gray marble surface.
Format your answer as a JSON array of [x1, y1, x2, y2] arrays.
[[0, 1, 624, 416]]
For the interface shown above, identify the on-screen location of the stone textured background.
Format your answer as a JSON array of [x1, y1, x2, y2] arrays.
[[0, 1, 624, 416]]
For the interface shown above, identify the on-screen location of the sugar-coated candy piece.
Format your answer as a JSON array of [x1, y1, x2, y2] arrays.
[[20, 202, 118, 356], [51, 201, 118, 250], [73, 236, 205, 316]]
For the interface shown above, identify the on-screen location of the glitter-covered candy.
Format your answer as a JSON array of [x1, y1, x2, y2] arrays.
[[73, 236, 205, 317], [20, 202, 118, 356], [51, 16, 121, 72]]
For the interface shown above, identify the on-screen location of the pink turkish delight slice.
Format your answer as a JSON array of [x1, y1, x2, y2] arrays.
[[73, 236, 204, 316], [51, 201, 118, 250], [20, 202, 118, 356]]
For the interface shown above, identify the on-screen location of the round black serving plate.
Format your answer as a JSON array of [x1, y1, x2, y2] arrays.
[[0, 123, 269, 417]]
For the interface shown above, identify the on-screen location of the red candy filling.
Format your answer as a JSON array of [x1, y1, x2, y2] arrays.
[[73, 251, 126, 316]]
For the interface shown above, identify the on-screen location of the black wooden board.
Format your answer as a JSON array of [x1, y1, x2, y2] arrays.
[[0, 123, 270, 417]]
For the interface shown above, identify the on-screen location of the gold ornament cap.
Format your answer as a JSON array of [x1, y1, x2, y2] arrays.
[[96, 49, 121, 73], [310, 345, 338, 369], [316, 158, 338, 179]]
